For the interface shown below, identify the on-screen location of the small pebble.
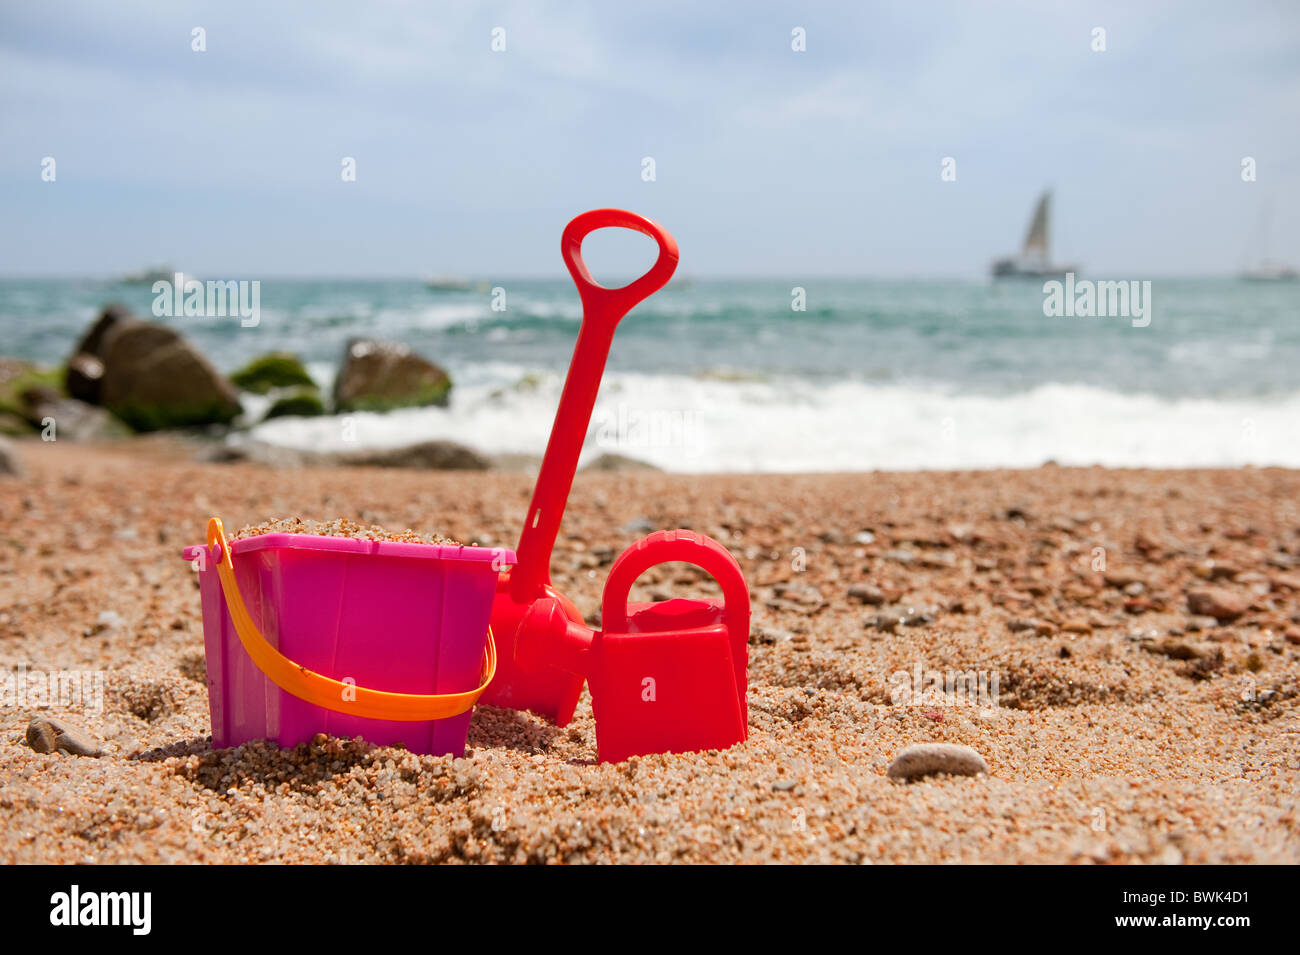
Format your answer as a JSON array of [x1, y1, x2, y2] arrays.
[[869, 605, 936, 632], [887, 743, 989, 782], [1186, 587, 1248, 622], [1144, 639, 1205, 661], [25, 717, 103, 757], [847, 583, 885, 605]]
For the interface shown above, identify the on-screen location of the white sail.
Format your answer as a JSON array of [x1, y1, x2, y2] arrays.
[[992, 190, 1076, 279], [1022, 192, 1050, 260]]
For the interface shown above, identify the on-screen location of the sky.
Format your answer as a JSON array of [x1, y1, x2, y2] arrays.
[[1, 0, 1298, 278]]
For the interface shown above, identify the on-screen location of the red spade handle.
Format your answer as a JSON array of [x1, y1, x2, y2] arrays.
[[511, 209, 679, 602], [560, 208, 680, 324]]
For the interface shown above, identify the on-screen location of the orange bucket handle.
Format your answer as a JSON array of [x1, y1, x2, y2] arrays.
[[206, 517, 496, 722]]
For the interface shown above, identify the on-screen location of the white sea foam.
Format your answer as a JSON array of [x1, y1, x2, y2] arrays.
[[248, 372, 1300, 473]]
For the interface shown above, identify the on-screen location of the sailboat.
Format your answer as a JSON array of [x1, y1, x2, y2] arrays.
[[121, 265, 195, 285], [1242, 262, 1298, 281], [1240, 204, 1297, 281], [992, 191, 1078, 279], [424, 276, 473, 291]]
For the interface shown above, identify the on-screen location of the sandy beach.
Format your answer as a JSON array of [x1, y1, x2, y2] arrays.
[[2, 439, 1298, 864]]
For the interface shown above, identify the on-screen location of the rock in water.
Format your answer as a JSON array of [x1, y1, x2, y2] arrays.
[[887, 743, 988, 782], [1, 357, 64, 426], [99, 324, 241, 431], [66, 304, 242, 430], [0, 436, 21, 476], [333, 338, 452, 412], [65, 352, 105, 404], [25, 716, 103, 757], [72, 302, 133, 356], [230, 352, 316, 394], [262, 388, 326, 420], [1186, 587, 1248, 622], [64, 303, 132, 403]]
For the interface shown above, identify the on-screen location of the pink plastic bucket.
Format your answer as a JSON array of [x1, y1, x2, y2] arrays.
[[182, 530, 513, 756]]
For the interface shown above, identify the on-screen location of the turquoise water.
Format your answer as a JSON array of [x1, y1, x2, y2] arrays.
[[1, 277, 1297, 470]]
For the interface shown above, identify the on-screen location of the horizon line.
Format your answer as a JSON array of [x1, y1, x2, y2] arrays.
[[0, 270, 1264, 283]]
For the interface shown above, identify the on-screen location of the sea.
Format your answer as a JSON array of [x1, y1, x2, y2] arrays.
[[1, 277, 1296, 472]]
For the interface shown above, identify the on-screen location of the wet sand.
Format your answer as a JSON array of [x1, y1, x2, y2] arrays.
[[2, 439, 1298, 863]]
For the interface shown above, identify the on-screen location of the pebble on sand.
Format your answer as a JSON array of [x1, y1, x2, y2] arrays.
[[25, 717, 103, 757], [887, 743, 989, 782], [1186, 587, 1248, 622], [847, 583, 885, 605]]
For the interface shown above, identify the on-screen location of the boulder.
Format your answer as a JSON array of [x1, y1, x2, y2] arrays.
[[231, 352, 316, 394], [72, 302, 134, 357], [66, 305, 241, 431], [1, 357, 63, 420], [262, 388, 326, 420], [22, 393, 130, 441], [206, 437, 491, 470], [65, 352, 106, 404], [64, 303, 133, 404], [19, 382, 61, 413], [333, 338, 451, 412], [338, 440, 489, 470]]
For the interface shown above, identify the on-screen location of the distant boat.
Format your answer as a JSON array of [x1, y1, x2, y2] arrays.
[[121, 266, 192, 285], [425, 276, 474, 292], [1242, 261, 1298, 282], [1239, 204, 1297, 281], [992, 191, 1079, 279]]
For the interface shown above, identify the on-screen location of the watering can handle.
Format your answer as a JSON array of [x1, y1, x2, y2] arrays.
[[600, 529, 749, 634], [205, 518, 496, 722], [511, 209, 679, 602]]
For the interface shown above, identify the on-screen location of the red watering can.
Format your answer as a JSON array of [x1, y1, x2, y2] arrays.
[[482, 209, 751, 757], [516, 529, 750, 762]]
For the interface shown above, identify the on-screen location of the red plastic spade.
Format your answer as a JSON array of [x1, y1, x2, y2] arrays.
[[481, 208, 679, 723]]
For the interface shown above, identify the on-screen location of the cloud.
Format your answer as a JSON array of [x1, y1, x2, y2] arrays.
[[0, 0, 1297, 276]]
